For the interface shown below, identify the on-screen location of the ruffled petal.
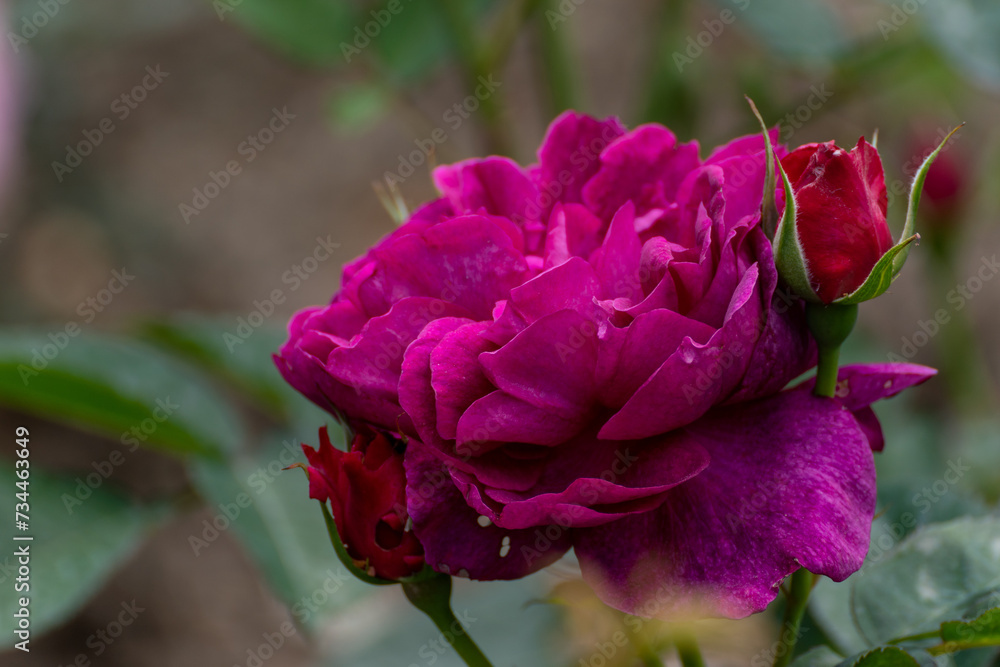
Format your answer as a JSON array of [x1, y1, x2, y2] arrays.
[[583, 125, 701, 221], [535, 111, 627, 209], [576, 389, 876, 618], [359, 214, 532, 320], [323, 297, 470, 430], [456, 428, 710, 529], [433, 156, 541, 223], [599, 264, 762, 439], [405, 442, 570, 580]]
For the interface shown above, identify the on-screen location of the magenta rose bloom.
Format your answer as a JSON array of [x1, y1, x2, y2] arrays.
[[276, 112, 934, 617]]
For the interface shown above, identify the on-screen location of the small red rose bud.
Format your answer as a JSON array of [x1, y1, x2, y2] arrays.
[[748, 98, 962, 306], [779, 138, 894, 303], [302, 425, 425, 581]]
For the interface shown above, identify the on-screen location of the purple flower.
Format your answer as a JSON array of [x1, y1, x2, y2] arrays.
[[276, 112, 934, 618]]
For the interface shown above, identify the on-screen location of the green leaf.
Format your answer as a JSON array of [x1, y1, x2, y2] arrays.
[[833, 235, 917, 305], [790, 646, 845, 667], [220, 0, 359, 67], [851, 516, 1000, 645], [847, 647, 922, 667], [372, 0, 454, 84], [0, 332, 242, 460], [931, 608, 1000, 654], [188, 430, 369, 622], [0, 466, 166, 647], [328, 82, 392, 129], [892, 125, 964, 275], [137, 316, 324, 427]]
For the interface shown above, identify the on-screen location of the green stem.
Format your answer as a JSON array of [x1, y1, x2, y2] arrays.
[[773, 569, 816, 667], [814, 342, 842, 399], [639, 650, 666, 667], [402, 575, 495, 667], [674, 634, 705, 667], [436, 0, 512, 155], [805, 303, 859, 399], [535, 0, 579, 114]]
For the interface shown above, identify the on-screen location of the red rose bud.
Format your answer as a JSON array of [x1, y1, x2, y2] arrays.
[[779, 138, 894, 303], [303, 425, 425, 581], [748, 99, 963, 305]]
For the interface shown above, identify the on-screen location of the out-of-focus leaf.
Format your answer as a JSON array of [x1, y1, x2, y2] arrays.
[[328, 82, 393, 129], [851, 516, 1000, 645], [322, 572, 566, 666], [219, 0, 359, 67], [138, 316, 324, 428], [0, 332, 241, 460], [921, 0, 1000, 92], [189, 427, 368, 622], [846, 647, 921, 667], [724, 0, 848, 61], [790, 645, 845, 667], [0, 466, 166, 647], [371, 0, 453, 83]]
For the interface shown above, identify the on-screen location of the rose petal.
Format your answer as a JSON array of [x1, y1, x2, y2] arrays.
[[576, 389, 876, 618], [536, 112, 627, 205], [360, 214, 532, 320], [405, 442, 570, 580]]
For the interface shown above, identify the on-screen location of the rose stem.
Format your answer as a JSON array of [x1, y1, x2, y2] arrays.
[[402, 575, 495, 667], [777, 302, 858, 666], [674, 633, 705, 667], [805, 302, 859, 399], [772, 569, 817, 667]]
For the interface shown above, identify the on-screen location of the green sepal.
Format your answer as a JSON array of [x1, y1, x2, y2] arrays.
[[746, 96, 779, 239], [773, 156, 822, 303], [892, 124, 965, 275], [832, 234, 918, 305], [746, 96, 820, 302]]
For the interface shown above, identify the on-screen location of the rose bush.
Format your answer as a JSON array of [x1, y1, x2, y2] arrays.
[[277, 112, 934, 617]]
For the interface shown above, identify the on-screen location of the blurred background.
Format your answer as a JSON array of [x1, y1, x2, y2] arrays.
[[0, 0, 998, 665]]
